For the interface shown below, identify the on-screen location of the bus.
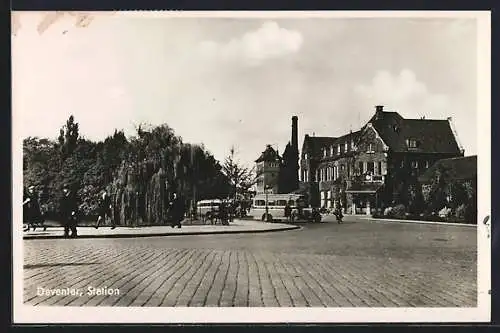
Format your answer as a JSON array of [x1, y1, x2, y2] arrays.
[[248, 193, 321, 223], [196, 199, 223, 222]]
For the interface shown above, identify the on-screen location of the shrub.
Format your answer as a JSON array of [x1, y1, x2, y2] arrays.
[[455, 204, 467, 221], [438, 206, 452, 218], [390, 204, 406, 219]]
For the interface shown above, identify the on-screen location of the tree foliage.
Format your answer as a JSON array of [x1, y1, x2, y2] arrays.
[[221, 146, 256, 199], [23, 116, 233, 224]]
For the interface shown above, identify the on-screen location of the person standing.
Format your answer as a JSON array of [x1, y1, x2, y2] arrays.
[[284, 202, 292, 222], [23, 185, 46, 231], [95, 190, 115, 229], [168, 193, 183, 228], [60, 185, 79, 238], [334, 202, 343, 224]]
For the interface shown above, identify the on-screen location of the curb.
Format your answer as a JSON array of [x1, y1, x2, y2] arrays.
[[22, 225, 301, 240], [359, 217, 477, 227]]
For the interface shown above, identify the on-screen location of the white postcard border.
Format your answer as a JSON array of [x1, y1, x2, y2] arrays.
[[12, 10, 491, 324]]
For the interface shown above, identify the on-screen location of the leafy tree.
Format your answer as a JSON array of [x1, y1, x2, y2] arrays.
[[222, 146, 256, 199], [58, 115, 79, 159]]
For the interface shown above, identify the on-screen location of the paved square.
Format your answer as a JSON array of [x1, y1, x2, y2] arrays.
[[23, 216, 477, 307]]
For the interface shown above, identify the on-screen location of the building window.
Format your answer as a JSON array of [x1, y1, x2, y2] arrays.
[[337, 145, 340, 155], [358, 162, 364, 174], [424, 160, 429, 168], [377, 161, 382, 175], [367, 143, 375, 153], [367, 162, 374, 175], [411, 161, 418, 169], [330, 146, 334, 156], [345, 143, 348, 152], [304, 153, 308, 160], [407, 138, 418, 148], [400, 160, 405, 168], [341, 164, 345, 172], [323, 149, 327, 157], [347, 164, 351, 177]]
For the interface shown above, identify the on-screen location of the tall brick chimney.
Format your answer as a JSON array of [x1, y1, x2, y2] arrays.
[[292, 116, 298, 150], [291, 116, 299, 191], [375, 105, 384, 120]]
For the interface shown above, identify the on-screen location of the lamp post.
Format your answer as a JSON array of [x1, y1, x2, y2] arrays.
[[263, 170, 269, 221]]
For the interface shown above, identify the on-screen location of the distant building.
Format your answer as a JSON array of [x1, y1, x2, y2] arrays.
[[255, 116, 300, 195], [300, 105, 465, 214], [255, 145, 281, 194]]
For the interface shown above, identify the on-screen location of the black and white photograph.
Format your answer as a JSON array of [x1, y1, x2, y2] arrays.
[[12, 11, 491, 323]]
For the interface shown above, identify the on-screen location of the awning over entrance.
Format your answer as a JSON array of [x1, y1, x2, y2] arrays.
[[345, 183, 383, 194]]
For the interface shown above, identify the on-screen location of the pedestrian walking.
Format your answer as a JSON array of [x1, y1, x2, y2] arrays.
[[95, 189, 115, 230], [334, 204, 343, 224], [284, 202, 292, 222], [23, 185, 46, 231], [168, 193, 184, 228], [220, 201, 229, 225], [60, 185, 79, 238]]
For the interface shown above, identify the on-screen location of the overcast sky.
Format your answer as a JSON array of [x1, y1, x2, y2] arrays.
[[13, 12, 479, 167]]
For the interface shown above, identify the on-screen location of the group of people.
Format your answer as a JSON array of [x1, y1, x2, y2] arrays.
[[282, 201, 343, 223], [23, 185, 46, 232], [23, 184, 188, 238]]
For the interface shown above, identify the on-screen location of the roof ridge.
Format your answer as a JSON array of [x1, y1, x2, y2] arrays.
[[440, 155, 477, 161], [404, 118, 449, 122]]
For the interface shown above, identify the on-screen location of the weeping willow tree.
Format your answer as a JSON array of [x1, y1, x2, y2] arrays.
[[107, 123, 231, 226]]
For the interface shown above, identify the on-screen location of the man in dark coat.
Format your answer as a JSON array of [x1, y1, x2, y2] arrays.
[[95, 189, 115, 229], [284, 202, 292, 222], [60, 185, 79, 238], [23, 185, 46, 231], [168, 193, 184, 228]]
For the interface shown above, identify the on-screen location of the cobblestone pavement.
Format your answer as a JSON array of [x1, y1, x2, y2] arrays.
[[23, 216, 477, 307]]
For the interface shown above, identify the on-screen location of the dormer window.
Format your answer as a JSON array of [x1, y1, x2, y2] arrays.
[[337, 145, 340, 155], [323, 149, 327, 157], [407, 139, 418, 149], [330, 146, 334, 156], [345, 143, 348, 152], [367, 143, 375, 153]]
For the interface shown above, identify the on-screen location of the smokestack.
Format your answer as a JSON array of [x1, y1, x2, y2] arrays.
[[292, 116, 298, 150], [375, 105, 384, 120]]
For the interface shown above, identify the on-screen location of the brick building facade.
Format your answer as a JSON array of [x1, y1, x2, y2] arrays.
[[300, 105, 465, 214], [255, 145, 281, 194]]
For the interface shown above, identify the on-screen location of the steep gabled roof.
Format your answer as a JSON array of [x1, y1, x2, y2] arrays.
[[255, 144, 281, 163], [369, 111, 462, 154], [336, 130, 362, 145], [418, 155, 477, 183], [302, 130, 362, 159], [301, 135, 337, 158]]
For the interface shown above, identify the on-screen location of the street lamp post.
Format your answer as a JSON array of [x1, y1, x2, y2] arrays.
[[263, 169, 269, 221]]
